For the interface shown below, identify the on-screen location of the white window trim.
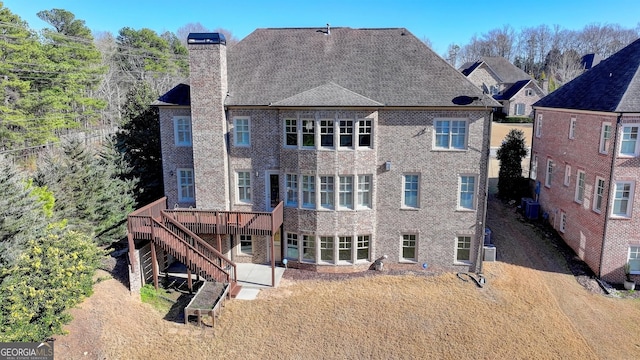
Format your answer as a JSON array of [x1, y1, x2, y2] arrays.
[[319, 236, 334, 264], [458, 174, 477, 211], [564, 164, 571, 186], [593, 176, 606, 213], [356, 235, 370, 262], [233, 117, 251, 147], [402, 173, 421, 209], [574, 170, 586, 203], [302, 234, 316, 263], [599, 122, 612, 154], [628, 246, 640, 275], [535, 114, 542, 138], [284, 119, 298, 148], [319, 119, 335, 149], [433, 119, 469, 151], [338, 119, 354, 148], [319, 175, 335, 210], [337, 236, 353, 264], [530, 154, 538, 180], [357, 118, 373, 148], [356, 174, 372, 209], [177, 168, 194, 202], [285, 174, 298, 207], [568, 117, 576, 139], [400, 233, 418, 263], [301, 175, 316, 209], [173, 116, 192, 146], [619, 124, 640, 157], [515, 103, 525, 116], [236, 171, 252, 204], [611, 181, 635, 218], [545, 159, 554, 188], [238, 235, 253, 256], [338, 175, 354, 210], [285, 233, 299, 260], [455, 235, 473, 264]]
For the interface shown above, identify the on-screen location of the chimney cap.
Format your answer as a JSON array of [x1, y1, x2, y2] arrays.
[[187, 33, 226, 45]]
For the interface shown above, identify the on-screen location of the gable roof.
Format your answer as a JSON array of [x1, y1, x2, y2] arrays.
[[534, 38, 640, 112], [494, 79, 531, 100], [461, 57, 531, 84], [224, 27, 496, 107], [580, 53, 603, 70], [153, 82, 190, 106]]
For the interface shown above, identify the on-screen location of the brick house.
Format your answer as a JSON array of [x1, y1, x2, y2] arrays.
[[134, 26, 498, 284], [460, 57, 545, 118], [531, 38, 640, 284]]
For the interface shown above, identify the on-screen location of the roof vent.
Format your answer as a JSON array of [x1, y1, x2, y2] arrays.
[[187, 33, 226, 45], [326, 23, 330, 35]]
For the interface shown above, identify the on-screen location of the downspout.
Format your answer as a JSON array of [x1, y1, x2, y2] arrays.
[[598, 112, 622, 278], [475, 106, 493, 276], [225, 108, 235, 261]]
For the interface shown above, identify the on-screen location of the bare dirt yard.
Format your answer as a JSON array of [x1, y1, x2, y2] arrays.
[[54, 186, 640, 359]]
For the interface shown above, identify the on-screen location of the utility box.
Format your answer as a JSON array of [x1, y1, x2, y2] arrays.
[[483, 245, 496, 262]]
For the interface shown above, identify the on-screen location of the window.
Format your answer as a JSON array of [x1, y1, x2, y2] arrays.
[[536, 114, 542, 138], [628, 246, 640, 274], [575, 171, 586, 203], [456, 236, 471, 262], [286, 174, 298, 206], [403, 174, 420, 208], [177, 168, 194, 202], [357, 175, 371, 208], [525, 89, 533, 96], [559, 212, 567, 233], [302, 175, 316, 208], [358, 119, 372, 147], [490, 85, 498, 95], [612, 181, 634, 217], [531, 154, 538, 180], [459, 175, 476, 210], [339, 120, 353, 147], [545, 159, 554, 188], [302, 119, 315, 147], [515, 103, 525, 116], [569, 117, 576, 139], [285, 119, 297, 146], [302, 235, 315, 262], [286, 233, 299, 259], [339, 176, 353, 209], [174, 116, 192, 146], [233, 117, 250, 146], [320, 176, 335, 209], [320, 120, 334, 147], [600, 123, 612, 154], [338, 236, 352, 262], [564, 165, 571, 186], [594, 177, 606, 213], [357, 235, 370, 261], [434, 120, 467, 150], [237, 171, 252, 203], [239, 235, 252, 255], [620, 125, 639, 156], [320, 236, 334, 262], [402, 234, 417, 262]]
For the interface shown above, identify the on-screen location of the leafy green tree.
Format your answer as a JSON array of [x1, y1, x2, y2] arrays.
[[0, 156, 48, 266], [115, 82, 163, 205], [496, 129, 529, 200], [0, 230, 102, 342], [36, 139, 136, 245]]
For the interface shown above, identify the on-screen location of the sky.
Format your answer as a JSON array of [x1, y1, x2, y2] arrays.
[[3, 0, 639, 54]]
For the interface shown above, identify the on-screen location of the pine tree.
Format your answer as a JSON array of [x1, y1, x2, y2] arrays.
[[496, 129, 529, 200]]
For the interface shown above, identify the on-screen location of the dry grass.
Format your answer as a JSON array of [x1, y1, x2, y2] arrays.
[[55, 192, 640, 360]]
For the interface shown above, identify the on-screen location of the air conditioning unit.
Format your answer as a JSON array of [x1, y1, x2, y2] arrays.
[[484, 245, 496, 262]]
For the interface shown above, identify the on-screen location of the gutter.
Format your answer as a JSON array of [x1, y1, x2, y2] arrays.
[[598, 112, 623, 277]]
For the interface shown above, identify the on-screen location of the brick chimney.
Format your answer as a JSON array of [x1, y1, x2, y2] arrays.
[[187, 33, 229, 209]]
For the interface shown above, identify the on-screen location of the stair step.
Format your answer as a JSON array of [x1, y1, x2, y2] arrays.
[[229, 282, 242, 298]]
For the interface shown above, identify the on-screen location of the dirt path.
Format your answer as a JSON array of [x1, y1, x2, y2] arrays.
[[53, 194, 640, 359]]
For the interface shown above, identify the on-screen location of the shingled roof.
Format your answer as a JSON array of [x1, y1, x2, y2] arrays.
[[222, 27, 494, 107], [461, 57, 531, 84], [534, 38, 640, 112]]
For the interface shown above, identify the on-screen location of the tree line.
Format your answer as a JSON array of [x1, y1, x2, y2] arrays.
[[445, 23, 639, 89]]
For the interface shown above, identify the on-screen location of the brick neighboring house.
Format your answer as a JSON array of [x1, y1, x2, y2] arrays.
[[145, 27, 499, 277], [531, 38, 640, 284], [460, 57, 545, 118]]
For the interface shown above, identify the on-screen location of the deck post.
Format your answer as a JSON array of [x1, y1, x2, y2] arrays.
[[150, 241, 159, 291], [187, 267, 193, 293], [216, 233, 222, 253], [271, 234, 275, 287]]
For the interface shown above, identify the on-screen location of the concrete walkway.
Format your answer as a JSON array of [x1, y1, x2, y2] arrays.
[[235, 263, 285, 300]]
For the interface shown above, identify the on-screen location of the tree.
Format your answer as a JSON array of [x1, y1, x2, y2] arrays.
[[0, 230, 102, 342], [0, 156, 49, 266], [496, 129, 529, 200], [115, 82, 163, 206], [36, 139, 136, 245]]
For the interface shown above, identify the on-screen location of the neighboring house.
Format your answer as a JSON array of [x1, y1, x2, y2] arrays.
[[460, 57, 545, 118], [127, 27, 499, 292], [531, 38, 640, 284], [580, 53, 603, 70]]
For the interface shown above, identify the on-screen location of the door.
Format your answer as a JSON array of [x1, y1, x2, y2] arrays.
[[266, 172, 280, 211]]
